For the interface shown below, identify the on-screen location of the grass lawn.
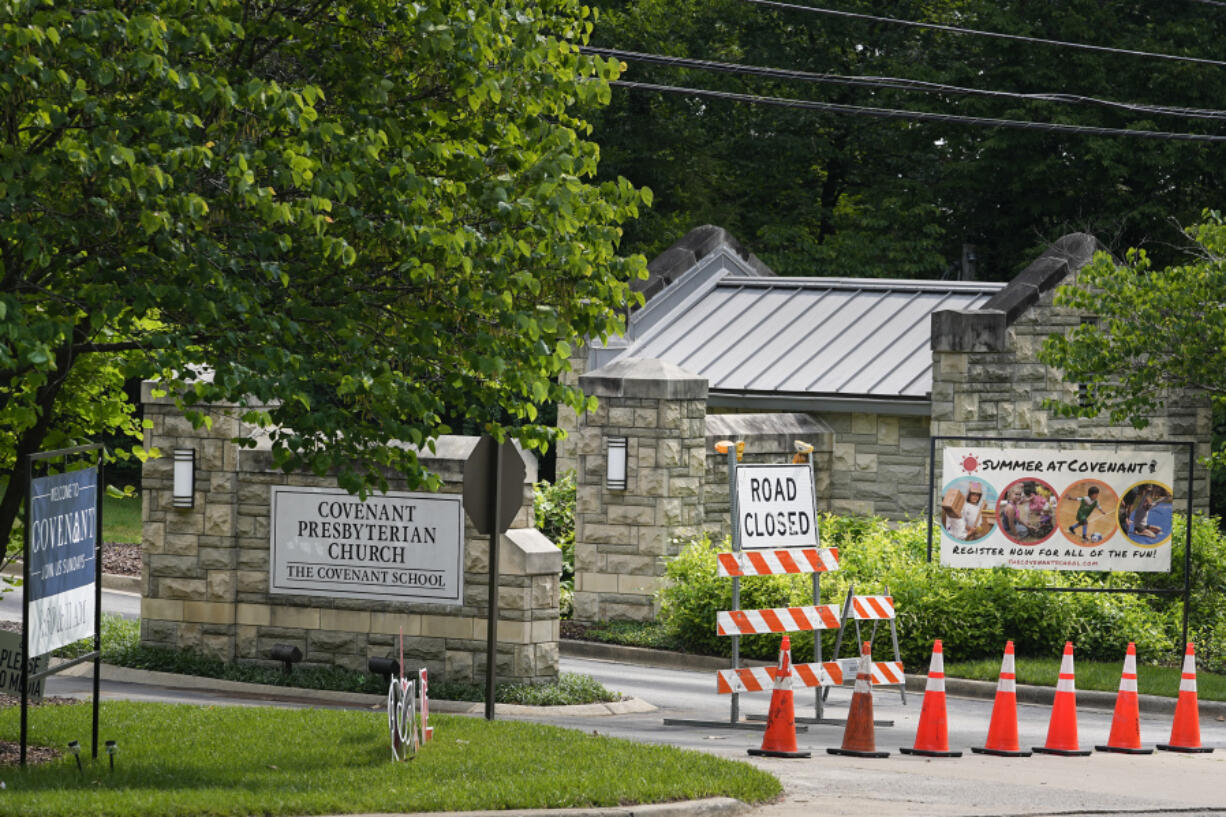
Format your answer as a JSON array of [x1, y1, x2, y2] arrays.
[[0, 701, 780, 817], [943, 657, 1226, 701], [102, 494, 142, 544]]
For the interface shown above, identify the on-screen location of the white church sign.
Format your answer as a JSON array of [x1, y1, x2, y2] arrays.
[[270, 486, 464, 603]]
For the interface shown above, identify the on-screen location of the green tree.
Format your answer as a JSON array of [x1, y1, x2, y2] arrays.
[[589, 0, 1226, 278], [0, 0, 648, 553], [1038, 211, 1226, 467], [590, 0, 951, 278]]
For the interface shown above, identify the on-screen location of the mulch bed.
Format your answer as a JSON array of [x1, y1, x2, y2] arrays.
[[0, 739, 64, 766], [0, 697, 81, 767], [101, 542, 141, 577]]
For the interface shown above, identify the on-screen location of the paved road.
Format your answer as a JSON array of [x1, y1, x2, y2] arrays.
[[13, 588, 1226, 816], [0, 582, 141, 621], [535, 656, 1226, 817]]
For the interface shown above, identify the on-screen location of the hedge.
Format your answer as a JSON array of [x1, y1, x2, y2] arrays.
[[658, 513, 1226, 670]]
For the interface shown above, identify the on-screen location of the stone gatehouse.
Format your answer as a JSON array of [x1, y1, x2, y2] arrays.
[[139, 384, 562, 683], [559, 227, 1212, 622]]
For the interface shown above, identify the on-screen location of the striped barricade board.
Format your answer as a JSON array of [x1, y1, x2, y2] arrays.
[[716, 547, 840, 577], [715, 604, 841, 636], [848, 595, 894, 620], [716, 663, 837, 694], [828, 657, 906, 687], [716, 659, 906, 693]]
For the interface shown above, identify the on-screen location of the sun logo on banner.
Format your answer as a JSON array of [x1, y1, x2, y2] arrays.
[[958, 453, 980, 475]]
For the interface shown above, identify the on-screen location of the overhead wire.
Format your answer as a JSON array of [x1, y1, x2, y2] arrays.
[[585, 46, 1226, 122], [740, 0, 1226, 69], [610, 79, 1226, 143]]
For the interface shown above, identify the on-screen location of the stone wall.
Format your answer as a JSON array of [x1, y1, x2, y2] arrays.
[[140, 385, 561, 684], [931, 234, 1212, 510]]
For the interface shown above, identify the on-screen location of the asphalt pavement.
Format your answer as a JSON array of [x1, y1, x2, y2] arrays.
[[29, 645, 1226, 817], [7, 580, 1226, 816]]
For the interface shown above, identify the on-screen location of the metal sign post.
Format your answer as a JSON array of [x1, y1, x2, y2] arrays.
[[21, 443, 104, 767], [462, 436, 525, 721]]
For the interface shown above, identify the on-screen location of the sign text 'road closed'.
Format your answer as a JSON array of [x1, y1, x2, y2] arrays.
[[735, 464, 819, 549]]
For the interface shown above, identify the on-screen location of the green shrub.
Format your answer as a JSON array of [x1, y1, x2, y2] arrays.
[[659, 513, 1220, 668], [535, 471, 575, 617]]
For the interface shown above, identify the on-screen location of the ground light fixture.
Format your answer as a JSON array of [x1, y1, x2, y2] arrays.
[[172, 448, 196, 508], [67, 740, 82, 773], [105, 740, 117, 772], [606, 436, 628, 490], [368, 657, 400, 685], [270, 643, 303, 674]]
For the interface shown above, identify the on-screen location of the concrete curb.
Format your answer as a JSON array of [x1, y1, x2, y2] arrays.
[[328, 797, 749, 817], [55, 660, 656, 716], [562, 639, 1226, 718]]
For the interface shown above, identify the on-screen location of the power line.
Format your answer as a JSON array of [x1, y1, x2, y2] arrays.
[[742, 0, 1226, 69], [611, 79, 1226, 142], [587, 46, 1226, 122]]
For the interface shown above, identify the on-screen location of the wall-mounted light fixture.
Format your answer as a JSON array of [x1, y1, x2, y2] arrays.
[[606, 436, 628, 490], [172, 448, 195, 508]]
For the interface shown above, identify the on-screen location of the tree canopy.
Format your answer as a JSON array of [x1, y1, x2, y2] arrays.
[[1039, 212, 1226, 467], [588, 0, 1226, 279], [0, 0, 648, 549]]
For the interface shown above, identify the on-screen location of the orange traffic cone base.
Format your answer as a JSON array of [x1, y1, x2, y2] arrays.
[[1095, 744, 1153, 755], [827, 746, 889, 758], [1156, 743, 1213, 754], [748, 746, 811, 758], [901, 746, 962, 757], [970, 746, 1032, 757], [1032, 746, 1092, 756]]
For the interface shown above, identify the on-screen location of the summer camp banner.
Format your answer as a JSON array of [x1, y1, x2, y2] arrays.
[[939, 448, 1175, 572]]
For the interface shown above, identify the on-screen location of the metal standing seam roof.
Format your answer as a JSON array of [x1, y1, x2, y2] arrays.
[[611, 276, 1004, 401]]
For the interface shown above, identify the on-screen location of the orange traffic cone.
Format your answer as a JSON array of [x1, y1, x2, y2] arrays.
[[1157, 643, 1213, 753], [1095, 643, 1152, 754], [1033, 642, 1092, 756], [828, 642, 889, 758], [972, 641, 1030, 757], [748, 636, 811, 758], [902, 639, 962, 757]]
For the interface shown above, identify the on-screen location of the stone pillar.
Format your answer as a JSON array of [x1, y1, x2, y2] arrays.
[[571, 358, 708, 622], [140, 383, 244, 661]]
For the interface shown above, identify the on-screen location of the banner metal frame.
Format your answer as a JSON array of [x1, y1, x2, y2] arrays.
[[925, 435, 1194, 646]]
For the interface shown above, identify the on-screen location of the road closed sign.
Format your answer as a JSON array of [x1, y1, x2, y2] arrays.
[[735, 464, 819, 549]]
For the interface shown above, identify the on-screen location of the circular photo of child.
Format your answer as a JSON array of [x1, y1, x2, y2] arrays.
[[995, 478, 1058, 546], [1057, 479, 1119, 545], [939, 477, 999, 543], [1119, 481, 1174, 547]]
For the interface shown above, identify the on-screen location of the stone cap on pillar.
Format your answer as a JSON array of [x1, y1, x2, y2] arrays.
[[931, 232, 1103, 353], [578, 357, 708, 401]]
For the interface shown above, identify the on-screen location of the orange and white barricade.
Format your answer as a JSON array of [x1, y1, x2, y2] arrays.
[[664, 440, 845, 730], [825, 582, 907, 704]]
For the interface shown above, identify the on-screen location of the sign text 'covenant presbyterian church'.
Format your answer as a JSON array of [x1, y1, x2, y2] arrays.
[[270, 486, 464, 604]]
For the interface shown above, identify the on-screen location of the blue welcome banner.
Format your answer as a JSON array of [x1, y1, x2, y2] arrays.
[[28, 468, 98, 655]]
